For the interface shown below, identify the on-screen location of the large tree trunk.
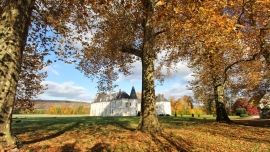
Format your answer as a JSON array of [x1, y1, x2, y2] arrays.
[[138, 50, 162, 133], [0, 0, 34, 149], [214, 85, 231, 122], [260, 21, 270, 65], [137, 0, 162, 133]]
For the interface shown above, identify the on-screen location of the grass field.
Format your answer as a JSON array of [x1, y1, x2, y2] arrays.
[[11, 115, 270, 152]]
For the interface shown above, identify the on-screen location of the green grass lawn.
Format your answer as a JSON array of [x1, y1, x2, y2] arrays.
[[12, 115, 270, 152], [169, 114, 242, 119]]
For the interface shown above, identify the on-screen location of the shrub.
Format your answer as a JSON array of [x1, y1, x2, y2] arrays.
[[246, 105, 259, 116], [264, 105, 270, 109], [235, 108, 247, 116], [233, 98, 248, 110], [240, 114, 250, 117]]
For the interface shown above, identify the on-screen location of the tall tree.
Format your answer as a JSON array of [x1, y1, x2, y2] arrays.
[[0, 1, 35, 148], [230, 0, 270, 65], [76, 0, 201, 133], [231, 0, 270, 96], [187, 0, 270, 122], [0, 0, 94, 149], [169, 97, 184, 115]]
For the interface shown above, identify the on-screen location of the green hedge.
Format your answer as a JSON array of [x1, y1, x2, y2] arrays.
[[235, 108, 247, 116], [240, 114, 249, 117]]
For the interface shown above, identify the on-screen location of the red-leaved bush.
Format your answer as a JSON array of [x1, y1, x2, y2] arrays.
[[246, 105, 259, 115], [233, 98, 249, 110], [233, 98, 258, 116]]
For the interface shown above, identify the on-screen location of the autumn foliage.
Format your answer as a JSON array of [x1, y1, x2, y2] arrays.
[[12, 116, 270, 152], [233, 98, 258, 116], [19, 106, 90, 115], [170, 96, 204, 115]]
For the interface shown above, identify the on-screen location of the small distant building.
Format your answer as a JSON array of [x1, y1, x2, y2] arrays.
[[90, 86, 171, 116]]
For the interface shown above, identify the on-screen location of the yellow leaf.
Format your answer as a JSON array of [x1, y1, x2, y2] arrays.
[[156, 1, 165, 6], [235, 24, 245, 28], [173, 7, 181, 13], [199, 7, 204, 11]]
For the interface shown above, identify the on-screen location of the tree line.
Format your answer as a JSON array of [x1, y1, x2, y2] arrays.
[[18, 106, 90, 115], [170, 95, 259, 117]]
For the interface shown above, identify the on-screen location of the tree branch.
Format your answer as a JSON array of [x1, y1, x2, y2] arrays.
[[259, 18, 270, 65], [223, 52, 260, 84], [155, 30, 166, 37], [121, 46, 142, 59], [236, 0, 253, 25]]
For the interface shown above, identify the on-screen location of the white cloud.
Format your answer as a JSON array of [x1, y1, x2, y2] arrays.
[[183, 73, 194, 82], [157, 83, 193, 99], [116, 59, 194, 100], [117, 61, 142, 82], [42, 65, 60, 76], [117, 61, 193, 83], [165, 62, 193, 80], [38, 81, 95, 101]]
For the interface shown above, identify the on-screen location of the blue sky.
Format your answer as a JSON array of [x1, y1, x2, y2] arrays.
[[36, 59, 194, 103]]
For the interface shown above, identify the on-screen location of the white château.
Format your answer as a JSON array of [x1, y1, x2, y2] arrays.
[[90, 86, 171, 116]]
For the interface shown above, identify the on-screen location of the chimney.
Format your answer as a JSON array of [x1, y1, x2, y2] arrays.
[[94, 94, 98, 101], [109, 92, 112, 99], [162, 94, 164, 100], [118, 89, 121, 99]]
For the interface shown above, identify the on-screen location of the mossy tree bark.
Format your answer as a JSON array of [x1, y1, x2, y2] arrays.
[[137, 0, 162, 133], [138, 51, 162, 133], [0, 0, 34, 149], [214, 85, 231, 122], [260, 27, 270, 66]]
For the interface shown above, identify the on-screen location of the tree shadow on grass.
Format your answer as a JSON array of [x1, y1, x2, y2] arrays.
[[87, 142, 110, 152], [150, 132, 193, 152], [115, 122, 137, 131], [232, 119, 270, 128], [90, 117, 138, 131], [61, 141, 81, 152], [12, 117, 76, 135], [194, 120, 270, 144], [22, 121, 81, 145]]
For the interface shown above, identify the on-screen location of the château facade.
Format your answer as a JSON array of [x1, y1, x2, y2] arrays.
[[90, 86, 171, 116]]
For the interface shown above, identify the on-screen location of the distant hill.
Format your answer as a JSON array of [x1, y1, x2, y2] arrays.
[[32, 100, 91, 110]]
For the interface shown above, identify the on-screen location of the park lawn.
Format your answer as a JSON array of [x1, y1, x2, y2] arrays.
[[11, 116, 270, 152]]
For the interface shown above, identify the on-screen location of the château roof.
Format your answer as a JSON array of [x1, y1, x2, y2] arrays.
[[94, 92, 107, 102], [156, 94, 169, 102], [93, 87, 168, 103], [115, 90, 130, 99], [129, 86, 138, 99]]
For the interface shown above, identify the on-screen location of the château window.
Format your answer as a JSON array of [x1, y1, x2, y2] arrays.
[[126, 103, 129, 107]]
